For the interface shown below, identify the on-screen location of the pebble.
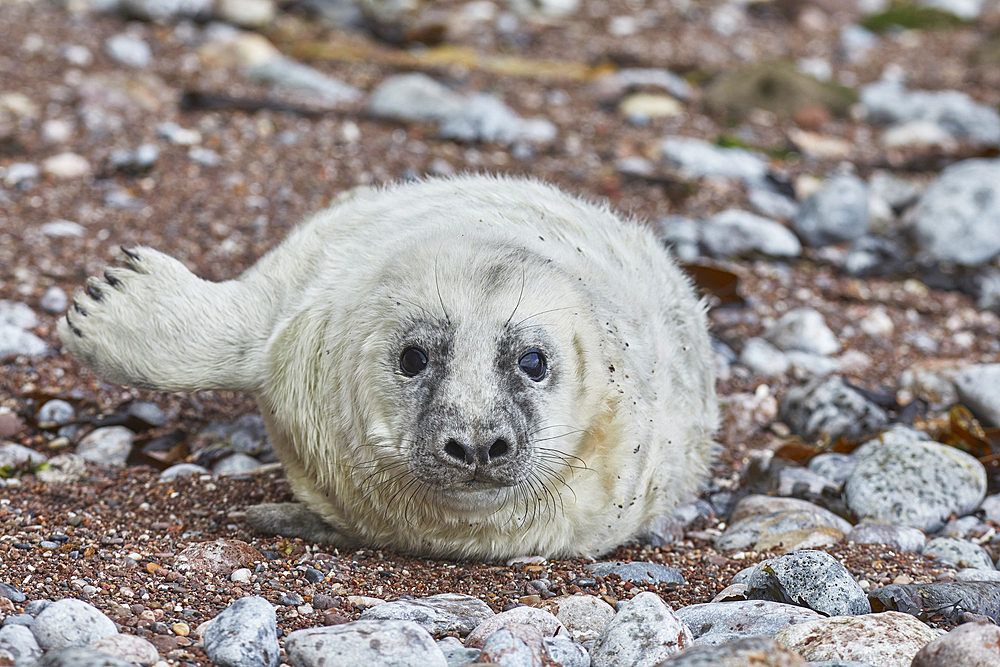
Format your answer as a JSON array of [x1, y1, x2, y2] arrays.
[[37, 400, 75, 428], [543, 634, 589, 667], [844, 428, 987, 532], [981, 494, 1000, 524], [35, 453, 87, 483], [910, 621, 1000, 666], [779, 376, 889, 443], [75, 426, 134, 466], [284, 620, 447, 667], [745, 550, 871, 616], [764, 308, 839, 356], [716, 495, 852, 551], [203, 596, 279, 667], [589, 591, 691, 667], [159, 462, 211, 479], [846, 523, 926, 553], [586, 561, 685, 585], [656, 215, 701, 262], [4, 162, 40, 187], [909, 159, 1000, 266], [658, 635, 808, 666], [860, 79, 1000, 146], [791, 174, 868, 247], [675, 600, 822, 645], [464, 606, 566, 648], [956, 568, 1000, 582], [477, 625, 550, 666], [41, 119, 74, 144], [40, 286, 69, 314], [41, 152, 91, 179], [359, 593, 494, 636], [26, 646, 135, 667], [369, 72, 466, 122], [773, 611, 937, 667], [660, 136, 768, 185], [0, 582, 26, 604], [0, 323, 49, 359], [231, 568, 252, 584], [540, 594, 616, 644], [174, 539, 261, 575], [108, 144, 159, 174], [776, 466, 839, 497], [748, 186, 800, 221], [0, 442, 47, 469], [0, 623, 42, 665], [739, 338, 791, 377], [806, 453, 856, 487], [700, 210, 801, 259], [922, 537, 994, 570], [39, 220, 86, 237], [593, 67, 693, 103], [30, 598, 118, 649], [105, 33, 152, 68], [118, 0, 213, 21], [954, 363, 1000, 427], [156, 121, 201, 146], [1, 300, 39, 329], [248, 57, 362, 106], [437, 92, 557, 145], [86, 634, 160, 665], [212, 452, 262, 475], [216, 0, 276, 27], [619, 93, 683, 122]]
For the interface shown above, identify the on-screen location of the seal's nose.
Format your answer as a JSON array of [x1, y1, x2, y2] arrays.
[[442, 437, 511, 466]]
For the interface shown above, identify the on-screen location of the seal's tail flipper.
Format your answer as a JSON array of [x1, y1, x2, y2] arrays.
[[58, 246, 267, 393], [245, 502, 361, 548]]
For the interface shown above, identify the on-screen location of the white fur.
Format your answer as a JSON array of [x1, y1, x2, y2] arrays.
[[59, 175, 718, 560]]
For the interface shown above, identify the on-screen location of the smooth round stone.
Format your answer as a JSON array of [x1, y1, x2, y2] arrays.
[[657, 635, 809, 666], [675, 600, 822, 645], [745, 550, 871, 616], [659, 136, 768, 185], [0, 443, 47, 469], [212, 453, 262, 475], [248, 57, 362, 106], [764, 308, 840, 356], [478, 625, 548, 666], [86, 634, 159, 665], [792, 174, 869, 247], [954, 364, 1000, 427], [104, 34, 152, 68], [807, 453, 857, 487], [75, 426, 134, 466], [37, 400, 75, 427], [540, 595, 616, 644], [23, 647, 134, 667], [285, 620, 447, 667], [911, 621, 1000, 666], [773, 612, 937, 667], [700, 209, 802, 259], [955, 568, 1000, 582], [586, 561, 684, 585], [359, 593, 494, 637], [369, 73, 466, 123], [922, 537, 994, 570], [590, 591, 691, 667], [40, 287, 68, 314], [716, 496, 852, 552], [0, 323, 48, 358], [846, 523, 926, 553], [739, 337, 791, 377], [465, 606, 565, 648], [203, 596, 279, 667], [41, 153, 90, 179], [845, 432, 987, 532], [159, 463, 211, 480], [0, 624, 41, 665], [30, 598, 117, 649]]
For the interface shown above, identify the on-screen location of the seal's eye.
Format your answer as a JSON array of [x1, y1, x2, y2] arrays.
[[518, 349, 547, 381], [400, 346, 428, 376]]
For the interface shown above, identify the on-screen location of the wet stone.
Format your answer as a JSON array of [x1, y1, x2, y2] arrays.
[[360, 593, 494, 636], [203, 595, 279, 667], [744, 550, 871, 616], [674, 599, 822, 645]]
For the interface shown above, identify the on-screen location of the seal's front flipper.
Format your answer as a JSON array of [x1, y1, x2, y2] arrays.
[[245, 502, 361, 548]]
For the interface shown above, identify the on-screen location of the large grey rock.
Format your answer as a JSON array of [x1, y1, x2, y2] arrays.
[[922, 537, 994, 570], [764, 309, 839, 356], [955, 364, 1000, 427], [30, 598, 118, 649], [774, 612, 936, 667], [846, 523, 926, 553], [911, 621, 1000, 667], [700, 210, 802, 259], [285, 620, 447, 667], [360, 593, 494, 636], [540, 595, 616, 644], [660, 137, 768, 185], [861, 79, 1000, 145], [845, 430, 987, 532], [544, 635, 589, 667], [745, 550, 871, 616], [590, 591, 691, 667], [477, 625, 550, 666], [779, 376, 889, 443], [675, 600, 822, 645], [75, 426, 134, 466], [203, 596, 280, 667], [792, 175, 869, 247], [657, 635, 808, 665], [26, 647, 134, 667], [717, 496, 852, 552], [369, 73, 466, 122], [909, 159, 1000, 266], [0, 623, 42, 665]]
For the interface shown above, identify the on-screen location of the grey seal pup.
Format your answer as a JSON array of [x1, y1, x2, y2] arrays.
[[59, 175, 718, 560]]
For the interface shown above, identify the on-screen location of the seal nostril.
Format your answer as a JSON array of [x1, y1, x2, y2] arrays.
[[488, 438, 510, 461], [444, 439, 475, 465]]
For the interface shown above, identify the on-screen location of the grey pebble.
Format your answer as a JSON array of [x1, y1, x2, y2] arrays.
[[30, 598, 118, 649], [844, 236, 908, 277], [37, 400, 75, 427], [845, 428, 987, 532], [0, 300, 38, 329], [922, 537, 994, 570], [776, 466, 839, 496], [739, 338, 790, 377], [3, 613, 33, 626], [478, 626, 548, 667], [203, 595, 280, 667], [104, 33, 152, 68], [35, 453, 86, 483], [24, 647, 134, 667], [118, 0, 213, 21], [748, 186, 800, 220], [745, 550, 871, 616], [675, 599, 822, 645], [285, 620, 447, 667], [108, 144, 159, 174], [39, 220, 85, 237], [779, 376, 888, 443], [911, 622, 1000, 667], [764, 308, 839, 356], [360, 593, 494, 636], [75, 426, 134, 466], [846, 523, 926, 553], [438, 93, 556, 145], [700, 209, 801, 259], [40, 286, 68, 314], [24, 599, 52, 615], [807, 453, 856, 487], [4, 162, 40, 187], [543, 635, 590, 667], [955, 568, 1000, 582], [716, 496, 852, 551], [248, 57, 362, 105], [909, 159, 1000, 266], [980, 494, 1000, 524], [656, 635, 807, 666], [954, 363, 1000, 427], [0, 623, 42, 665], [655, 215, 700, 263], [0, 443, 47, 469], [369, 72, 466, 123], [660, 136, 768, 185], [589, 591, 691, 667], [792, 174, 869, 247], [212, 452, 262, 475], [441, 645, 481, 667], [585, 561, 684, 585], [0, 323, 49, 359], [159, 462, 210, 480]]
